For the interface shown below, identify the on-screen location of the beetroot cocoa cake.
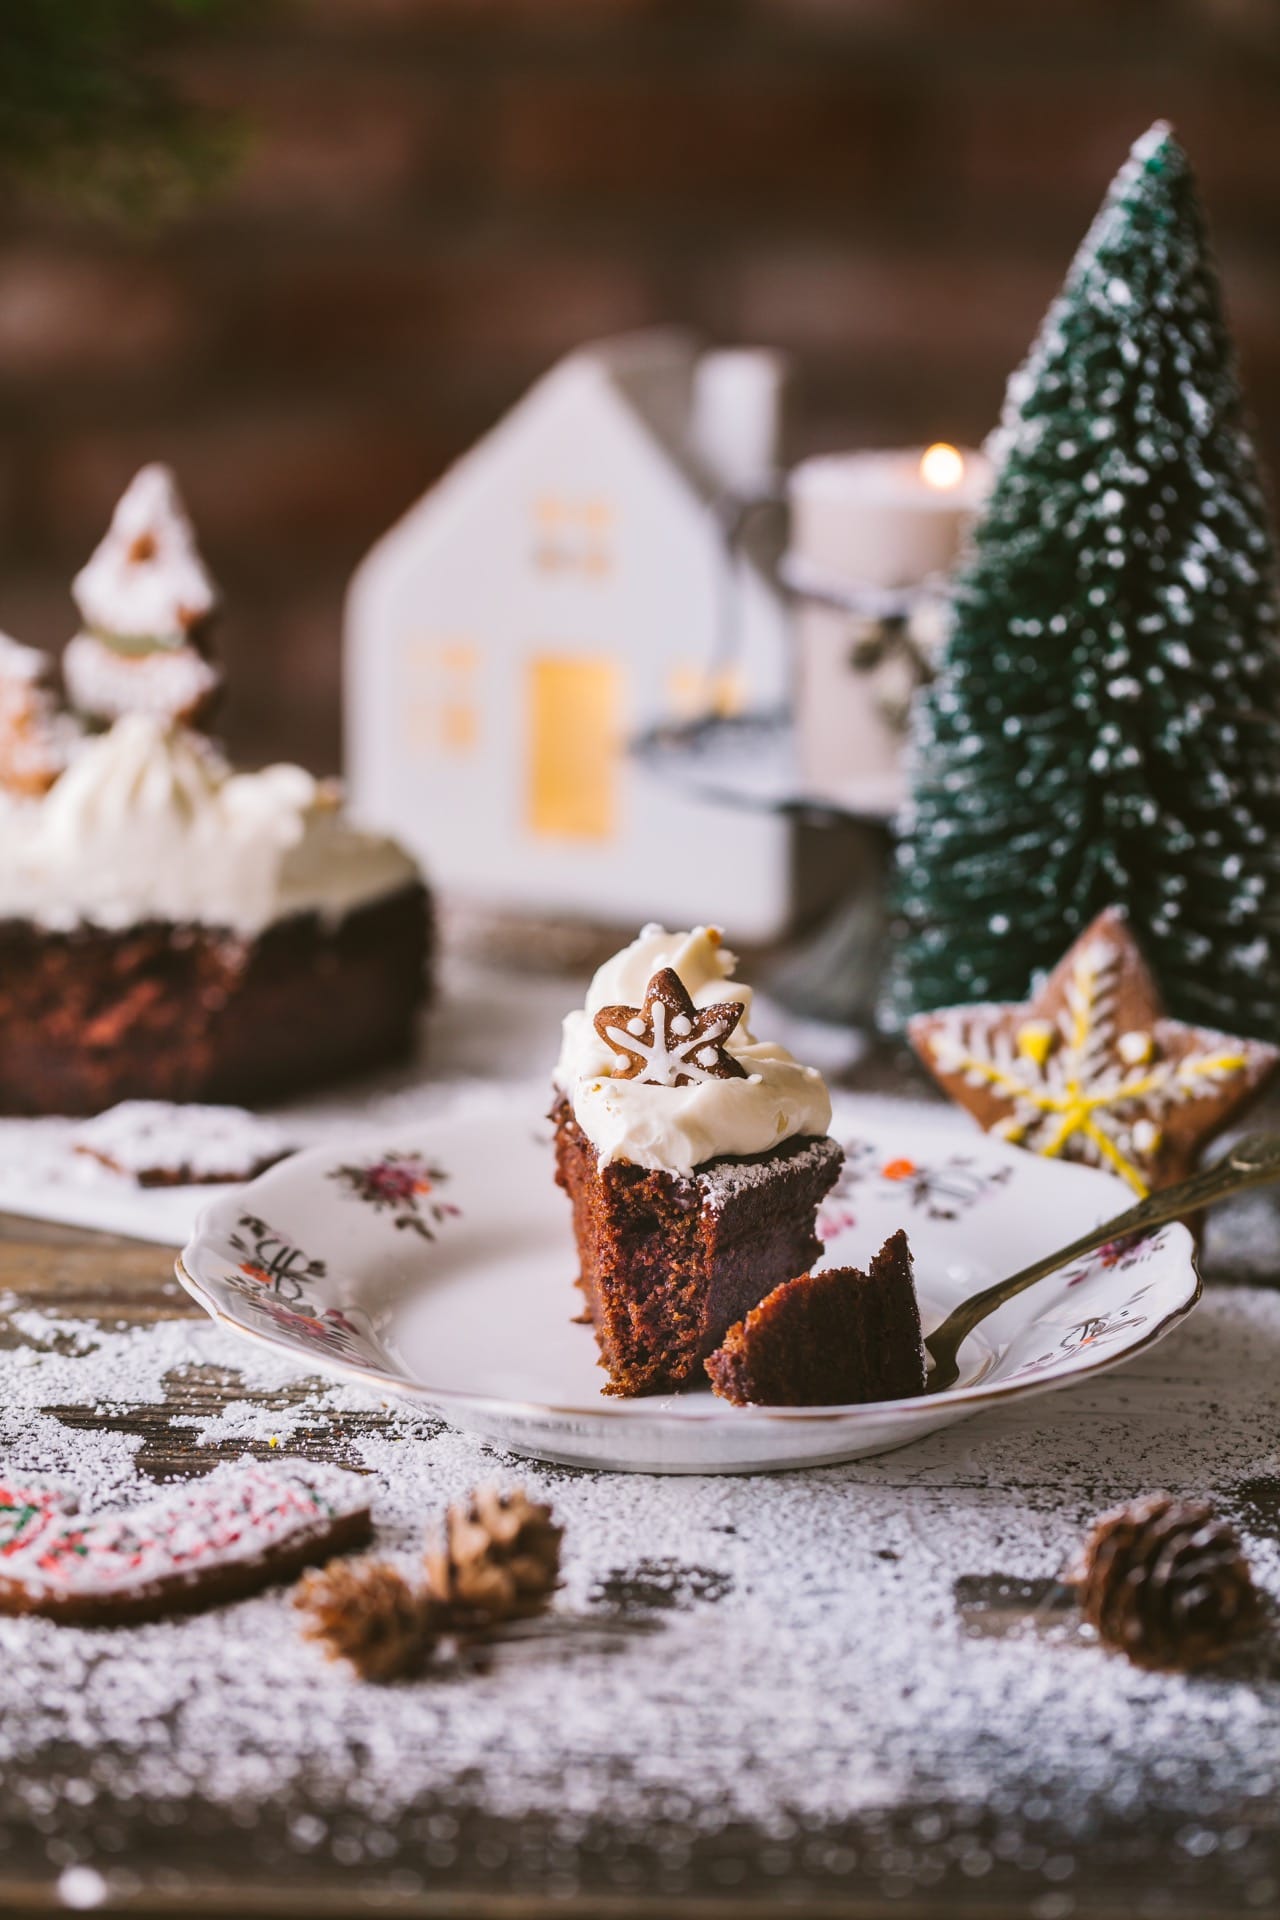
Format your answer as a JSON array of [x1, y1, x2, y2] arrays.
[[551, 926, 842, 1397], [705, 1229, 927, 1406], [0, 885, 430, 1116], [0, 465, 430, 1114], [553, 1096, 843, 1396]]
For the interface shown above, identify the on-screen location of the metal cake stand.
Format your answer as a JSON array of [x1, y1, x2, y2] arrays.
[[631, 707, 901, 1029], [626, 508, 948, 1027]]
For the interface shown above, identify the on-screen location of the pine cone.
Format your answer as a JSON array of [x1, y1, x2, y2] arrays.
[[426, 1487, 562, 1625], [1076, 1494, 1261, 1671], [296, 1557, 442, 1683]]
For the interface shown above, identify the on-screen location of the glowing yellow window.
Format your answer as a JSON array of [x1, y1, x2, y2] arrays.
[[527, 655, 619, 842]]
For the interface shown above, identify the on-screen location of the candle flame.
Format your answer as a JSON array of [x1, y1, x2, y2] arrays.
[[920, 443, 965, 491]]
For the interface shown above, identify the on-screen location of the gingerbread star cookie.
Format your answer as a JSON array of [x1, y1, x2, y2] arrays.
[[594, 966, 747, 1088], [908, 907, 1279, 1195]]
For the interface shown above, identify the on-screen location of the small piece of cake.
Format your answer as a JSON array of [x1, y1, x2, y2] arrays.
[[72, 1100, 292, 1186], [705, 1230, 927, 1407], [552, 925, 843, 1397]]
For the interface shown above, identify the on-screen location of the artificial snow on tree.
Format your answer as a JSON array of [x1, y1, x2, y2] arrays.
[[889, 122, 1280, 1043], [0, 2, 239, 221]]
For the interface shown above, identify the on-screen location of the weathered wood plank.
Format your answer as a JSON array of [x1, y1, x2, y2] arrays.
[[0, 1164, 1276, 1918]]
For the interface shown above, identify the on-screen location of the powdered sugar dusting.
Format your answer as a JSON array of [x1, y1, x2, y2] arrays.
[[696, 1134, 843, 1212], [0, 1285, 1279, 1905]]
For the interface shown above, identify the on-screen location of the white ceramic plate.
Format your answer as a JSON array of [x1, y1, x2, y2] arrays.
[[177, 1104, 1200, 1474]]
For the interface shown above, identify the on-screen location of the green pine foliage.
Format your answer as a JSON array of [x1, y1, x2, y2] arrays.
[[890, 122, 1280, 1042], [0, 0, 244, 221]]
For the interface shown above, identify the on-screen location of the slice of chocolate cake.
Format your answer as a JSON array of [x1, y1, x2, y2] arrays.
[[552, 925, 843, 1397], [553, 1098, 842, 1396], [705, 1230, 927, 1407]]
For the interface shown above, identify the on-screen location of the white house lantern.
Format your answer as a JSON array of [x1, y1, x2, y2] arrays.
[[346, 332, 832, 941]]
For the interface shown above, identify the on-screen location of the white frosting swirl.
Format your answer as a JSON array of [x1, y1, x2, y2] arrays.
[[0, 714, 419, 936], [554, 924, 832, 1174]]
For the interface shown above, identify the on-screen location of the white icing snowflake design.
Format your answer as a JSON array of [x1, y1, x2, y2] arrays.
[[593, 967, 747, 1088], [926, 935, 1258, 1194]]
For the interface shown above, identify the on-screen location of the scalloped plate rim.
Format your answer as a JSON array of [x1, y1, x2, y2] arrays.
[[175, 1248, 1201, 1427], [175, 1105, 1202, 1470]]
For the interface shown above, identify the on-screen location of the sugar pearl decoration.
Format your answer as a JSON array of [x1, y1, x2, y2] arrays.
[[1016, 1019, 1056, 1067], [1118, 1030, 1155, 1066]]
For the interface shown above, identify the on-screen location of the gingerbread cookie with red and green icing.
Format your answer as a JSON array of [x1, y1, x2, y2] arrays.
[[908, 906, 1278, 1195], [0, 1459, 371, 1625]]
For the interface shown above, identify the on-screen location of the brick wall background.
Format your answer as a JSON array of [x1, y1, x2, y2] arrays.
[[1, 0, 1277, 770]]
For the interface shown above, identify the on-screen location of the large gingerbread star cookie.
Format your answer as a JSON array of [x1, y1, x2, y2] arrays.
[[908, 907, 1278, 1195]]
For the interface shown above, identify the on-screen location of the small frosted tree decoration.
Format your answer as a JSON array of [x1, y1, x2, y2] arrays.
[[890, 122, 1280, 1042]]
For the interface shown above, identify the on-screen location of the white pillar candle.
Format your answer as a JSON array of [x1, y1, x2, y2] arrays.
[[788, 444, 991, 591], [786, 445, 991, 811]]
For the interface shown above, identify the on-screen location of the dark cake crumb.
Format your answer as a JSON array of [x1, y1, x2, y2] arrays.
[[705, 1230, 927, 1407], [0, 884, 430, 1116], [552, 1097, 843, 1398]]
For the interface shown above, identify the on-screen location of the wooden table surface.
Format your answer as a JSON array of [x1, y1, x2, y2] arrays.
[[0, 1061, 1278, 1920]]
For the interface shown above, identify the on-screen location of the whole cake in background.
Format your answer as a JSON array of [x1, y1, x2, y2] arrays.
[[551, 924, 844, 1397], [0, 466, 431, 1116]]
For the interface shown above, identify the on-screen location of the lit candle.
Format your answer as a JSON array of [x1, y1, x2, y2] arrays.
[[785, 443, 992, 812], [787, 443, 992, 592]]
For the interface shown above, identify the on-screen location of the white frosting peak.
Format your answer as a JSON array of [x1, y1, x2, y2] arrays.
[[554, 924, 832, 1174], [72, 464, 217, 644], [0, 714, 419, 936]]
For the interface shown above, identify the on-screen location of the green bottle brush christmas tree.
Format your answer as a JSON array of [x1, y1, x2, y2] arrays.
[[890, 122, 1280, 1043]]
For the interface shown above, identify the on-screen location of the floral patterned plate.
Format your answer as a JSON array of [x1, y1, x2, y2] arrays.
[[177, 1103, 1200, 1474]]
